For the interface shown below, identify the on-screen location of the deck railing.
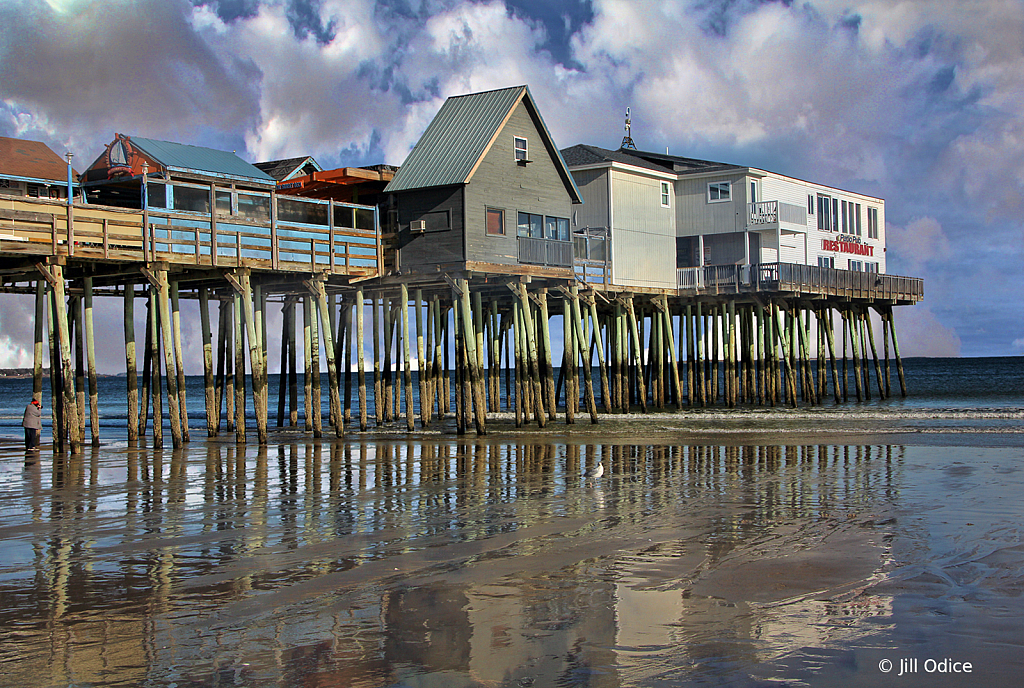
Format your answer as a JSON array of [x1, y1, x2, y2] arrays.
[[677, 262, 923, 301], [0, 184, 381, 275], [518, 236, 573, 268]]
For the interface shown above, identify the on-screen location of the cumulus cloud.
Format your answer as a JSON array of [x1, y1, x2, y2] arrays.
[[1, 0, 1022, 356]]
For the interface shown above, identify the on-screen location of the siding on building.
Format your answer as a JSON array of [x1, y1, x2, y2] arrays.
[[396, 185, 465, 270], [610, 168, 675, 288], [463, 101, 573, 267], [674, 173, 745, 237], [571, 167, 609, 230]]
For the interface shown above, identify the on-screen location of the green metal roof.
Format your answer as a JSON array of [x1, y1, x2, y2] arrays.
[[385, 85, 582, 202], [131, 137, 276, 185]]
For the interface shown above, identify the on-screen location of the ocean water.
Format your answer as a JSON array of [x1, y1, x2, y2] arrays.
[[0, 357, 1022, 687], [0, 357, 1021, 445]]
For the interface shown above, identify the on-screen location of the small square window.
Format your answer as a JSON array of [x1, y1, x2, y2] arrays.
[[486, 207, 504, 235], [708, 181, 731, 202], [514, 137, 528, 161], [661, 181, 671, 207]]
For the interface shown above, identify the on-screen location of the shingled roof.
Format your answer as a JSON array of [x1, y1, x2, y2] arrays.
[[385, 85, 581, 202], [254, 156, 321, 182], [0, 136, 78, 183], [561, 144, 743, 176]]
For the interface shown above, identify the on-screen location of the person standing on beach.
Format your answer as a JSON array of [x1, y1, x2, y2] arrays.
[[22, 399, 41, 450]]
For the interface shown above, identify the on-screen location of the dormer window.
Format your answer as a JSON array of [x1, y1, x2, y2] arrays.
[[514, 136, 528, 162]]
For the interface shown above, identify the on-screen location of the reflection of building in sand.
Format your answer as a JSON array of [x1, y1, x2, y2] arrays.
[[0, 442, 901, 686]]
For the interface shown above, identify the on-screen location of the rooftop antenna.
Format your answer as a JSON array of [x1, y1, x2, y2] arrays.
[[621, 107, 636, 150]]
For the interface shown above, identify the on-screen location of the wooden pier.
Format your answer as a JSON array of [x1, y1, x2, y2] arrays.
[[2, 192, 922, 455]]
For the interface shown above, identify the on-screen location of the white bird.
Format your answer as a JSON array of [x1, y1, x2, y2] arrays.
[[584, 462, 604, 479]]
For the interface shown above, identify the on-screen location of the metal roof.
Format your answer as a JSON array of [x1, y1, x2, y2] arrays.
[[385, 85, 582, 202], [131, 137, 276, 185]]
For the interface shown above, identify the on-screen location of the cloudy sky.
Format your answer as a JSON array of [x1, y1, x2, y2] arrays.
[[1, 0, 1022, 370]]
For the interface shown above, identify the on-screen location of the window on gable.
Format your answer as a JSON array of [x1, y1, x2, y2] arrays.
[[808, 194, 815, 215], [661, 181, 671, 207], [486, 207, 505, 235], [514, 137, 528, 162], [708, 181, 731, 202]]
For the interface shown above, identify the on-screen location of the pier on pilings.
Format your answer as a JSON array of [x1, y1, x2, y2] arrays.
[[1, 197, 921, 452]]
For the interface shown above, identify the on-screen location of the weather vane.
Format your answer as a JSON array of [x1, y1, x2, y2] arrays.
[[621, 107, 636, 150]]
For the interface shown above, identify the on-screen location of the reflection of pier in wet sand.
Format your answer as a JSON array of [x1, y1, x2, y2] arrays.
[[1, 441, 910, 687]]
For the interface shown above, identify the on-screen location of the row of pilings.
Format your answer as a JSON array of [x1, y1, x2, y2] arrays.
[[26, 268, 908, 454]]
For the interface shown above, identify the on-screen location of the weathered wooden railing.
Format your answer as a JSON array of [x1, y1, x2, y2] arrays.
[[677, 262, 923, 301], [518, 236, 573, 268], [0, 187, 381, 275]]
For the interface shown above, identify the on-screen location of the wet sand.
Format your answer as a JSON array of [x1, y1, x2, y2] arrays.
[[1, 417, 1022, 687]]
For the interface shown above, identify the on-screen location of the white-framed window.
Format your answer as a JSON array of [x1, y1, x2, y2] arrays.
[[514, 136, 528, 162], [808, 194, 815, 216], [849, 259, 863, 272], [817, 194, 831, 230], [708, 181, 731, 202], [867, 206, 879, 239], [855, 203, 862, 236], [660, 181, 671, 207], [865, 261, 879, 273], [817, 255, 834, 268]]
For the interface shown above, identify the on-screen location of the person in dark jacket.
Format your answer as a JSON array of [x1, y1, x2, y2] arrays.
[[22, 399, 42, 449]]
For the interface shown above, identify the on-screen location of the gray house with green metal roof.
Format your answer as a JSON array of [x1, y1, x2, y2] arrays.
[[384, 85, 582, 276]]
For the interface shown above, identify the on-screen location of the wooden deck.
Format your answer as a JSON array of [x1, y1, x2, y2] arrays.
[[0, 190, 381, 277]]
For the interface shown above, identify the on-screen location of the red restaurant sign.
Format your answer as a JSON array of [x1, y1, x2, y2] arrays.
[[823, 238, 874, 256]]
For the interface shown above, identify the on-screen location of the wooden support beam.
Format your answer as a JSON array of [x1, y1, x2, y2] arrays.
[[510, 283, 546, 427], [886, 306, 907, 397], [414, 289, 426, 429], [83, 277, 100, 446], [303, 295, 315, 434], [199, 288, 216, 437], [53, 267, 81, 453], [312, 280, 343, 438], [562, 297, 575, 425], [157, 270, 184, 448], [864, 306, 885, 399], [824, 308, 841, 403], [170, 280, 190, 442], [234, 290, 246, 443], [571, 286, 599, 423], [402, 283, 415, 431], [287, 300, 298, 427], [660, 296, 683, 410], [356, 289, 368, 431], [372, 294, 382, 426], [458, 279, 487, 434], [623, 296, 647, 413]]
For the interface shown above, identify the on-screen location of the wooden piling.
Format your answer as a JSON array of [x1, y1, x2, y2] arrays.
[[624, 297, 647, 413], [200, 288, 216, 437], [864, 307, 885, 399], [512, 297, 523, 428], [139, 294, 152, 438], [277, 300, 289, 427], [660, 297, 682, 410], [151, 288, 164, 449], [170, 280, 189, 442], [308, 294, 321, 438], [401, 284, 415, 431], [414, 289, 426, 428], [157, 270, 184, 449], [571, 286, 598, 423], [51, 264, 81, 454], [122, 284, 139, 445], [313, 281, 343, 438], [848, 308, 863, 402], [287, 300, 298, 427], [538, 290, 556, 420], [372, 294, 382, 425], [458, 279, 487, 434], [33, 280, 44, 402], [82, 278, 98, 445], [357, 288, 368, 431], [234, 290, 246, 443], [47, 284, 62, 452], [886, 306, 908, 397], [562, 297, 575, 424], [824, 308, 841, 404], [303, 295, 313, 432]]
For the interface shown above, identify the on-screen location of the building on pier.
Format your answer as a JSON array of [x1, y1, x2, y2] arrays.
[[254, 155, 322, 183], [0, 136, 78, 201], [384, 85, 583, 278], [561, 144, 904, 299]]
